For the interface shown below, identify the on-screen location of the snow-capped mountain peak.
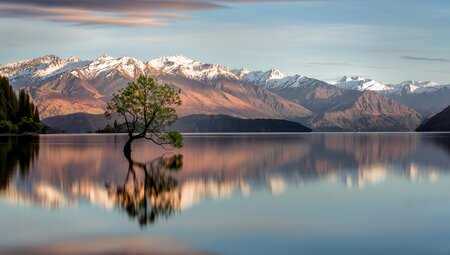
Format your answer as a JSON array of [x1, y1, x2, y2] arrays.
[[231, 68, 250, 78], [72, 55, 147, 79], [67, 56, 81, 63], [0, 55, 94, 87], [148, 55, 237, 82], [335, 75, 393, 92], [399, 80, 438, 88], [335, 75, 448, 95], [0, 55, 62, 76], [97, 54, 115, 61], [241, 69, 326, 90], [0, 54, 346, 91], [338, 75, 369, 83], [33, 56, 87, 78], [396, 80, 444, 94], [2, 54, 449, 95], [148, 55, 196, 68], [267, 69, 287, 80], [244, 69, 287, 83], [242, 69, 288, 86]]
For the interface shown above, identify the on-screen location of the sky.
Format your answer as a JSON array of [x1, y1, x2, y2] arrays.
[[0, 0, 450, 84]]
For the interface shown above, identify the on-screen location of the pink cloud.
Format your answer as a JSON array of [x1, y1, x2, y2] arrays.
[[0, 0, 314, 26]]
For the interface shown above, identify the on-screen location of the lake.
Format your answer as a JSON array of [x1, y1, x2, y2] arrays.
[[1, 133, 450, 255]]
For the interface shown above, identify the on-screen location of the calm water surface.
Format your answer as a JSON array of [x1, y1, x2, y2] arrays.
[[1, 133, 450, 255]]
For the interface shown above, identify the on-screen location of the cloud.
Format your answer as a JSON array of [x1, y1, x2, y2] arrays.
[[427, 69, 450, 74], [0, 0, 314, 11], [0, 4, 181, 26], [366, 48, 425, 53], [308, 61, 351, 67], [0, 0, 223, 12], [0, 0, 315, 26], [401, 55, 450, 63], [308, 61, 394, 70]]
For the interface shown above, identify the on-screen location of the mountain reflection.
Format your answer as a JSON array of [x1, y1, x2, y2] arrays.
[[431, 135, 450, 156], [1, 134, 449, 218]]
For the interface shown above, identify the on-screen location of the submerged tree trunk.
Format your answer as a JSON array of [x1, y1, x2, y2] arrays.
[[123, 137, 134, 160]]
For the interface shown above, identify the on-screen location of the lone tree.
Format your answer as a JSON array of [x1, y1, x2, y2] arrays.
[[106, 75, 183, 155]]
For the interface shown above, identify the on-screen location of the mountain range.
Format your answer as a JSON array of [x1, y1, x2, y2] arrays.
[[334, 76, 450, 117], [1, 54, 448, 132]]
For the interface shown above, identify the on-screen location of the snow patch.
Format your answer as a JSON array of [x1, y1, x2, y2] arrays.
[[335, 76, 449, 95]]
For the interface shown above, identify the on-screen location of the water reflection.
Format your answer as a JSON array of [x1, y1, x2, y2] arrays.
[[0, 134, 450, 217], [431, 135, 450, 155], [0, 136, 39, 191], [107, 154, 183, 226]]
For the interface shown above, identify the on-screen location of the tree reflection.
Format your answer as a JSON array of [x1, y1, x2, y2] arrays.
[[0, 136, 39, 191], [107, 153, 183, 227]]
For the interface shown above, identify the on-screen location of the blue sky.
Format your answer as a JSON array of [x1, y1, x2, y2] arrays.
[[0, 0, 450, 83]]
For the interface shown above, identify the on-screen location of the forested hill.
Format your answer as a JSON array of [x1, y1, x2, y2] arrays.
[[171, 115, 312, 133], [416, 105, 450, 132], [44, 113, 312, 133]]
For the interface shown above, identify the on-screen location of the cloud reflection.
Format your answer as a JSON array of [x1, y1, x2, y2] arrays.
[[1, 236, 214, 255]]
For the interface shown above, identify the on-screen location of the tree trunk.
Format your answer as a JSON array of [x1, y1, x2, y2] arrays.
[[123, 137, 134, 160]]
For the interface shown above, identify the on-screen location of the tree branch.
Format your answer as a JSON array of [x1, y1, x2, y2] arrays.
[[120, 112, 132, 136]]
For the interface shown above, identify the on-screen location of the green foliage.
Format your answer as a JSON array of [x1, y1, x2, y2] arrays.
[[33, 107, 40, 123], [97, 124, 115, 133], [166, 131, 183, 148], [0, 76, 18, 121], [18, 117, 41, 133], [106, 75, 183, 149], [0, 121, 18, 133], [0, 76, 40, 133]]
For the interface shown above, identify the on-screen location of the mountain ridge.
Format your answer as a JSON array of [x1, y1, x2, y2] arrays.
[[3, 54, 448, 93], [0, 54, 433, 131], [416, 105, 450, 132], [42, 113, 313, 133], [334, 75, 448, 95]]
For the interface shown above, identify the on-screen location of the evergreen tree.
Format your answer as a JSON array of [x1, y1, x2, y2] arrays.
[[0, 78, 7, 121], [17, 89, 38, 120], [0, 76, 41, 133], [25, 93, 32, 118], [17, 89, 26, 122], [33, 107, 40, 123], [0, 76, 18, 121]]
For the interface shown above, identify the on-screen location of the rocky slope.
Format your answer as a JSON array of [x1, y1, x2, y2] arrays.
[[335, 76, 450, 117], [270, 82, 422, 131], [387, 87, 450, 118]]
